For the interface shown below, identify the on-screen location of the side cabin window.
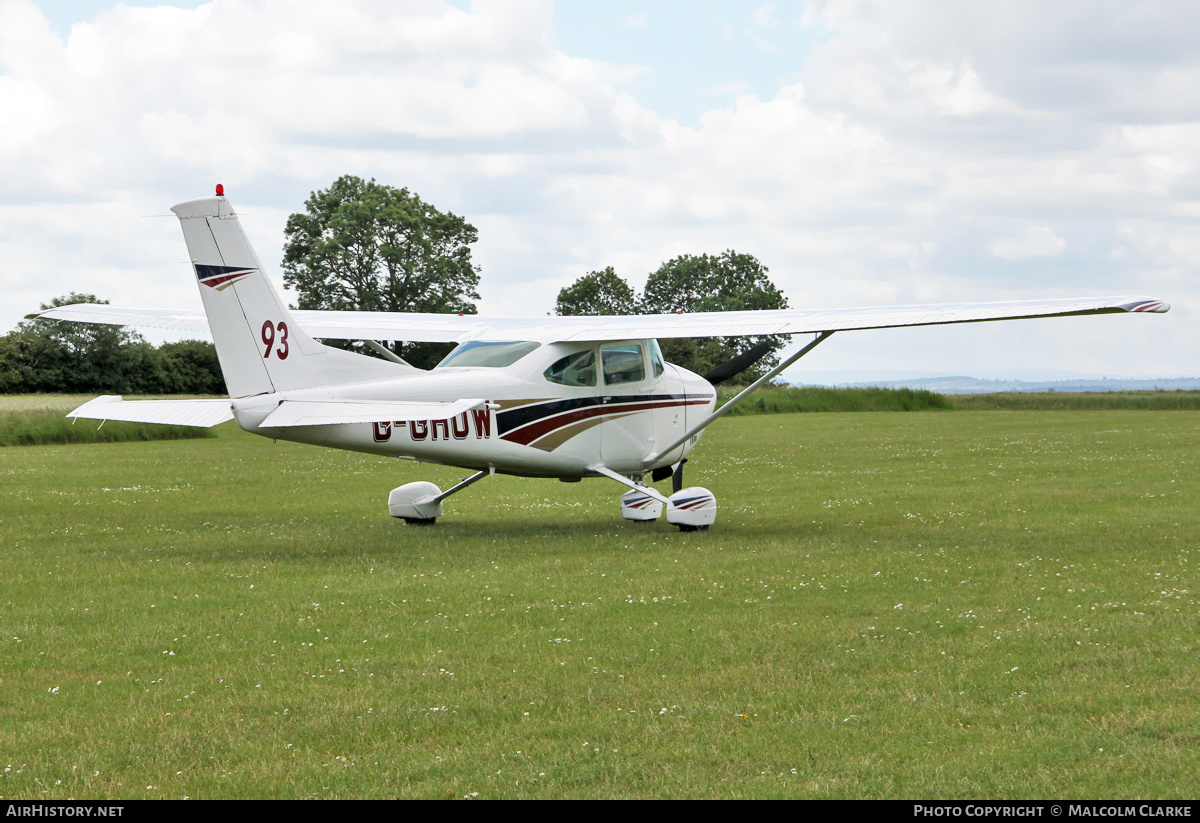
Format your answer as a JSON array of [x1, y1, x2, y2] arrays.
[[601, 344, 645, 385], [438, 341, 540, 368], [544, 350, 597, 387]]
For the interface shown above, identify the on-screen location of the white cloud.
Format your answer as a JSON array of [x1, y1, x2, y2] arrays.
[[907, 62, 1024, 118], [989, 227, 1067, 260]]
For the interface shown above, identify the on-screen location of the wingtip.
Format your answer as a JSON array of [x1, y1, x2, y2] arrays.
[[1120, 299, 1170, 313]]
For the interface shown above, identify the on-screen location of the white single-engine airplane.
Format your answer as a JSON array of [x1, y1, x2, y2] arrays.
[[36, 187, 1169, 530]]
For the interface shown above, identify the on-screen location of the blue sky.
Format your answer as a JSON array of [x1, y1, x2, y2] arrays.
[[551, 1, 817, 126], [3, 1, 1197, 379]]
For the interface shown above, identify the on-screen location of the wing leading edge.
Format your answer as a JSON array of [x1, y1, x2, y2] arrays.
[[33, 295, 1168, 345]]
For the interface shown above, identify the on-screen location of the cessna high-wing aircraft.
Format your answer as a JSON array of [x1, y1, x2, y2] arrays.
[[36, 188, 1169, 530]]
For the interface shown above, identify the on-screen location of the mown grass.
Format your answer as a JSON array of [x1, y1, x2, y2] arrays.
[[0, 396, 215, 447], [1, 410, 1196, 798]]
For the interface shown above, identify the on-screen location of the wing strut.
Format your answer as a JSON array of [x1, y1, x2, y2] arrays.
[[643, 331, 834, 468], [363, 340, 413, 366], [588, 464, 672, 504]]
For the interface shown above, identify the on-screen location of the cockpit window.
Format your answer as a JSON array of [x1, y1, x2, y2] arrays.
[[648, 339, 665, 378], [601, 344, 645, 385], [438, 340, 540, 368], [544, 350, 597, 387]]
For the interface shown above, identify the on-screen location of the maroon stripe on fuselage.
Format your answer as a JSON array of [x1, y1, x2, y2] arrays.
[[501, 399, 709, 447]]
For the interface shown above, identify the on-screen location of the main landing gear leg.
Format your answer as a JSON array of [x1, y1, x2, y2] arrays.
[[651, 458, 688, 493], [388, 469, 491, 525]]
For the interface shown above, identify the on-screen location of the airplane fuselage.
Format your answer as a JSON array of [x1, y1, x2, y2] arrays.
[[230, 340, 717, 479]]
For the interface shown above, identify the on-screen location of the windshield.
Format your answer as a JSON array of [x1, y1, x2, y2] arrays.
[[437, 340, 540, 368]]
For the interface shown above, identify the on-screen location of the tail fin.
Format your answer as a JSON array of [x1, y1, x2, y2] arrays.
[[171, 191, 402, 398]]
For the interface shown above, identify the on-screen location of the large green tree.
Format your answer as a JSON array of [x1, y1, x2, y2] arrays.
[[282, 175, 481, 369], [554, 266, 638, 316], [641, 251, 788, 381], [553, 251, 788, 382]]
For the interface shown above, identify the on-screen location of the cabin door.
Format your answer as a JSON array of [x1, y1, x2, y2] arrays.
[[599, 342, 655, 472]]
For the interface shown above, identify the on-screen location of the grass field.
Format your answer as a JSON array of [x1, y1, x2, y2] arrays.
[[0, 396, 216, 447], [1, 409, 1197, 798]]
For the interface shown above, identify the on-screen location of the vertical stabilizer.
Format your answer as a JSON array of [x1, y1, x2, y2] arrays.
[[171, 191, 402, 397]]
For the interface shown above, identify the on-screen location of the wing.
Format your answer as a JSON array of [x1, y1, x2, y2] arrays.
[[32, 295, 1168, 344], [30, 305, 213, 333]]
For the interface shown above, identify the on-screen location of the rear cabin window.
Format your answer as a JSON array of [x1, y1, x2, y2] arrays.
[[544, 350, 597, 387], [438, 341, 540, 368], [601, 344, 645, 385]]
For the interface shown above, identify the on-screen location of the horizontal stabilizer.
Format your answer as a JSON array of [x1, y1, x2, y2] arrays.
[[68, 396, 234, 428], [259, 398, 489, 428]]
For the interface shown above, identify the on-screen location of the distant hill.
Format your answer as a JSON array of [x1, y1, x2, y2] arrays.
[[802, 376, 1200, 394]]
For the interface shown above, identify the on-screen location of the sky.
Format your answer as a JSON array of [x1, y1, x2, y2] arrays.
[[2, 0, 1198, 381]]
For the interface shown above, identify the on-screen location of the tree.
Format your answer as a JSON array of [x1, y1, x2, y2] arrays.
[[153, 340, 226, 394], [0, 335, 21, 393], [554, 266, 638, 316], [3, 294, 225, 394], [553, 251, 789, 383], [282, 175, 481, 369], [641, 251, 788, 381], [8, 293, 154, 393]]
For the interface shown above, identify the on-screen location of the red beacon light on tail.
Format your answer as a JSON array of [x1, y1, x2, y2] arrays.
[[215, 183, 225, 196]]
